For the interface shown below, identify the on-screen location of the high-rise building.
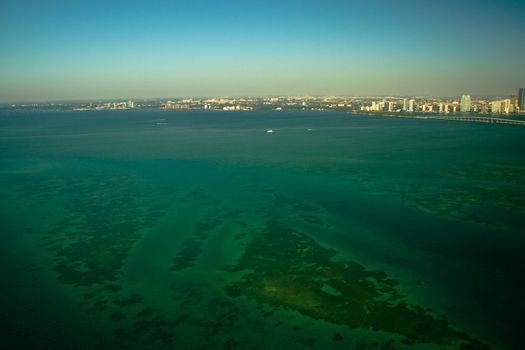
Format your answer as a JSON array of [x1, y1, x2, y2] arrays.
[[519, 88, 525, 110], [460, 95, 472, 112], [491, 101, 502, 114], [408, 99, 415, 112], [502, 99, 512, 114]]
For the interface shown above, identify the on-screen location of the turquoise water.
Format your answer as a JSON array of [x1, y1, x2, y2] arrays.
[[1, 110, 523, 349]]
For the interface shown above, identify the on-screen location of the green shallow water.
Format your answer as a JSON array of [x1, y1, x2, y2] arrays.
[[0, 110, 524, 350]]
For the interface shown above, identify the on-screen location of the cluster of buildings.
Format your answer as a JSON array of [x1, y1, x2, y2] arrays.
[[157, 91, 525, 115], [91, 100, 135, 110], [161, 101, 190, 110], [490, 99, 515, 114], [457, 92, 524, 114], [360, 88, 525, 115], [219, 105, 254, 111], [72, 100, 135, 111], [8, 89, 524, 116]]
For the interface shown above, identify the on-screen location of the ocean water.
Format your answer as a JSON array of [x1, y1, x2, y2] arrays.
[[0, 109, 523, 350]]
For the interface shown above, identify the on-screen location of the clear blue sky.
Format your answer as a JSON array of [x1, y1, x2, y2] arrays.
[[1, 0, 524, 102]]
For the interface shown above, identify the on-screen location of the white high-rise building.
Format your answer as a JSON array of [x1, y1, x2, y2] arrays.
[[408, 99, 415, 112], [502, 99, 512, 114], [460, 95, 472, 112]]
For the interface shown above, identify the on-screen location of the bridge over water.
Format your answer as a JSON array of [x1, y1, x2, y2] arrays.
[[431, 115, 525, 126], [367, 113, 525, 126]]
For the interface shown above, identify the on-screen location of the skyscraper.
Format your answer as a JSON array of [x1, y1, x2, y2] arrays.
[[408, 99, 415, 112], [460, 95, 472, 112], [519, 88, 525, 110]]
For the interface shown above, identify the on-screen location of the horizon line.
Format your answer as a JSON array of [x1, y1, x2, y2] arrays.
[[2, 93, 524, 105]]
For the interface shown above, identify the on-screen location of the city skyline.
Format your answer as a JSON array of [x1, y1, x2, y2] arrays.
[[1, 0, 525, 102], [5, 92, 524, 115]]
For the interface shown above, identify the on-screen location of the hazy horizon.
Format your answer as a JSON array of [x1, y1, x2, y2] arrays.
[[2, 93, 522, 105], [1, 0, 525, 102]]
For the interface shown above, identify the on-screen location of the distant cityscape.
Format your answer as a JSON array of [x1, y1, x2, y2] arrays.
[[2, 88, 525, 117]]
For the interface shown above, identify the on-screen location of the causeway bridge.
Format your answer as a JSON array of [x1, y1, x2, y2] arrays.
[[430, 115, 525, 126], [354, 111, 525, 126]]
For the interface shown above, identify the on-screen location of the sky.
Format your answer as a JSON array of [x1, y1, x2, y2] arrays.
[[1, 0, 524, 102]]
